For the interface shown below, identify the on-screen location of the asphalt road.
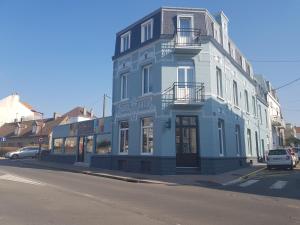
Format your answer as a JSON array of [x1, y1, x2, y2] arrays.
[[0, 159, 300, 225]]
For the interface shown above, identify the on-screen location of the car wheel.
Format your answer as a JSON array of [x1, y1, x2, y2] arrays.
[[11, 154, 19, 160]]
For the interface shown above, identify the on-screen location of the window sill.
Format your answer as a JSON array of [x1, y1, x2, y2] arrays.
[[141, 152, 153, 156], [120, 98, 129, 102], [217, 96, 225, 102], [141, 92, 153, 97], [118, 152, 128, 155], [234, 105, 241, 110]]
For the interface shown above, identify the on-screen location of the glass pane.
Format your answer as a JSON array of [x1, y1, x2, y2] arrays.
[[85, 136, 94, 153], [65, 137, 77, 154], [186, 68, 194, 83], [142, 117, 152, 127], [143, 68, 149, 93], [180, 18, 191, 30], [120, 121, 129, 129], [122, 75, 127, 98], [96, 134, 111, 154], [182, 128, 197, 153], [178, 68, 185, 83]]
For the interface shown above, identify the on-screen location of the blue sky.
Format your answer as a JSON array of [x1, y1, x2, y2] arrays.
[[0, 0, 300, 125]]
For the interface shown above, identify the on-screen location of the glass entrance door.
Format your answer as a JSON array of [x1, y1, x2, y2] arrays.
[[176, 116, 199, 167]]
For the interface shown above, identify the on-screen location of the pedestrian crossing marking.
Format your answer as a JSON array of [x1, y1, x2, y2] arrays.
[[270, 181, 287, 190], [0, 174, 45, 186], [239, 179, 259, 187]]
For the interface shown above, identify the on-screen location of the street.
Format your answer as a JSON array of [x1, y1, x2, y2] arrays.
[[0, 159, 300, 225]]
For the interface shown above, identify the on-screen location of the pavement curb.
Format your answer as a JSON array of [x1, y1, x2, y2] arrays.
[[20, 160, 173, 185]]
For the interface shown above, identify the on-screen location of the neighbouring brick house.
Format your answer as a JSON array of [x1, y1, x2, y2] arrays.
[[0, 107, 94, 154]]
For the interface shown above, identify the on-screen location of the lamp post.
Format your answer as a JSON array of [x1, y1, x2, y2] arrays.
[[38, 113, 44, 160]]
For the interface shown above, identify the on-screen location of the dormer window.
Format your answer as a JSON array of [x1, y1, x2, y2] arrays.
[[120, 31, 131, 53], [141, 19, 153, 43]]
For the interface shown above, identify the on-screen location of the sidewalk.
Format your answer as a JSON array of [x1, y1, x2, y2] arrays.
[[18, 159, 266, 186]]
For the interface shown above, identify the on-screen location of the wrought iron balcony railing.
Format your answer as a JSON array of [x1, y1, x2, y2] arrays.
[[174, 28, 201, 47], [163, 82, 205, 105]]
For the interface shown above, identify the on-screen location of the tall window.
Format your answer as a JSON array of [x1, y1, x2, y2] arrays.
[[120, 31, 131, 53], [53, 138, 64, 153], [247, 129, 252, 156], [233, 80, 239, 106], [258, 105, 263, 124], [121, 73, 128, 100], [141, 117, 153, 154], [119, 121, 129, 154], [252, 96, 256, 116], [142, 65, 151, 94], [218, 119, 225, 156], [85, 136, 94, 153], [244, 90, 249, 112], [96, 134, 111, 154], [141, 19, 153, 43], [64, 137, 77, 154], [235, 125, 241, 156], [265, 109, 268, 128], [216, 67, 223, 98]]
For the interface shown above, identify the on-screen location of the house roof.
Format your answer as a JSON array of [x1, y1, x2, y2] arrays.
[[62, 106, 95, 118], [0, 106, 94, 139], [0, 117, 67, 138]]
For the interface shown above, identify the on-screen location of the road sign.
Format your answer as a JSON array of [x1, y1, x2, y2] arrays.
[[0, 137, 6, 142], [38, 137, 43, 143]]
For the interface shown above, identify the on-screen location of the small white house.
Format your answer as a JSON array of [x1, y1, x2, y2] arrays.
[[0, 93, 42, 126]]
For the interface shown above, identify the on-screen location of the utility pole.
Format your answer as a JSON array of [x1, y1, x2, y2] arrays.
[[102, 94, 106, 118]]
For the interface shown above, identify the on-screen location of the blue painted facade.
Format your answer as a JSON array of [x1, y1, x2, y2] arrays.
[[110, 7, 269, 174]]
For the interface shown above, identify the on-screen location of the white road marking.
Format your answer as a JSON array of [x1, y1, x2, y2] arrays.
[[270, 181, 288, 190], [0, 174, 45, 186], [239, 179, 259, 187]]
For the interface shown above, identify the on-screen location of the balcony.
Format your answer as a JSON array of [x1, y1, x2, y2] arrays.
[[174, 29, 202, 54], [162, 82, 205, 108], [272, 115, 285, 128]]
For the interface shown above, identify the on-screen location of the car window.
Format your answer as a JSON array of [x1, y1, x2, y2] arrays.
[[268, 150, 287, 155]]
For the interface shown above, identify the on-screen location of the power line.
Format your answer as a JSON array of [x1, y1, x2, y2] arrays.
[[274, 77, 300, 91], [249, 59, 300, 63]]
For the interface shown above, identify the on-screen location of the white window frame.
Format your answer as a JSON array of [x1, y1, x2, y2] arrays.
[[235, 125, 241, 156], [141, 19, 153, 43], [247, 129, 252, 156], [252, 96, 256, 116], [233, 80, 239, 106], [141, 117, 154, 155], [121, 73, 128, 100], [177, 14, 194, 31], [216, 67, 223, 98], [119, 121, 129, 154], [258, 105, 263, 124], [142, 65, 151, 95], [218, 119, 225, 156], [120, 31, 131, 53], [244, 90, 249, 113]]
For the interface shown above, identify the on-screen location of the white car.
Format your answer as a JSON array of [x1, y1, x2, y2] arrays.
[[267, 149, 295, 170], [4, 146, 40, 159]]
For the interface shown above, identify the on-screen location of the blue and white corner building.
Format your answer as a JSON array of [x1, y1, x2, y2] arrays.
[[109, 7, 271, 174]]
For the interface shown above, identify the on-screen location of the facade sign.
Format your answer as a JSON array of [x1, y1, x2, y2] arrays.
[[78, 120, 94, 136], [114, 97, 156, 120]]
